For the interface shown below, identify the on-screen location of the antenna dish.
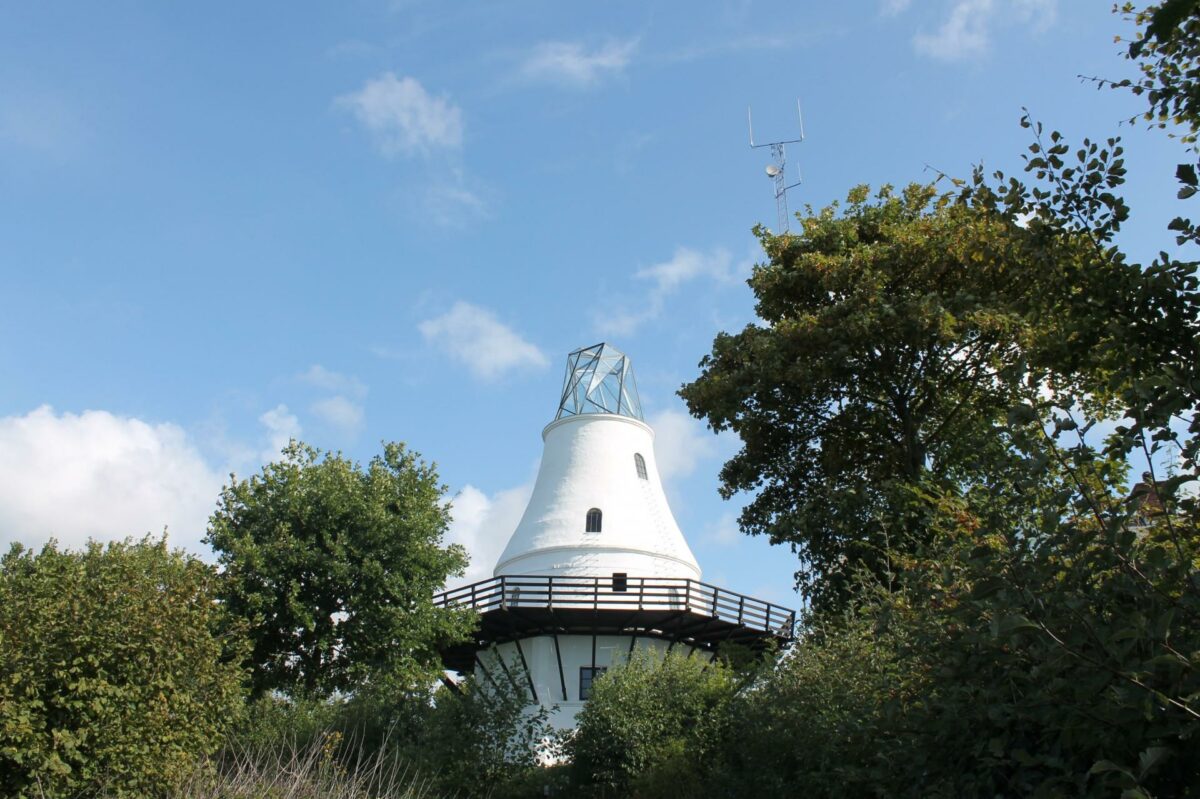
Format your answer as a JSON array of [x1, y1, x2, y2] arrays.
[[765, 164, 782, 177]]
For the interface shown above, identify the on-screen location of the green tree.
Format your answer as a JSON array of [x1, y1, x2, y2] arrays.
[[679, 183, 1114, 608], [206, 440, 473, 698], [568, 649, 736, 798], [0, 537, 247, 798]]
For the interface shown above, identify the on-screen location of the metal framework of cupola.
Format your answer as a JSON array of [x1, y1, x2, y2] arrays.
[[556, 343, 643, 421]]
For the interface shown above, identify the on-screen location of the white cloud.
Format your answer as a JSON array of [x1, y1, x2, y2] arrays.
[[648, 408, 718, 485], [636, 247, 734, 293], [310, 396, 365, 435], [517, 39, 636, 88], [418, 301, 549, 381], [444, 482, 533, 587], [596, 246, 735, 337], [337, 72, 463, 157], [912, 0, 1056, 61], [259, 404, 301, 461], [0, 406, 224, 554]]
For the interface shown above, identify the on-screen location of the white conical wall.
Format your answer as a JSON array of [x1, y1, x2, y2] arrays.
[[493, 412, 701, 580]]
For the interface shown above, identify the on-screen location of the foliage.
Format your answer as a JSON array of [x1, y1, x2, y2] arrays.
[[206, 440, 474, 698], [679, 182, 1110, 608], [568, 649, 736, 798], [401, 675, 557, 799], [232, 693, 353, 756], [0, 537, 247, 799], [717, 608, 920, 797]]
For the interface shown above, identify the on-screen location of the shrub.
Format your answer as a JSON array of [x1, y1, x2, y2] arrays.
[[567, 648, 735, 798], [402, 676, 556, 798], [0, 537, 248, 798]]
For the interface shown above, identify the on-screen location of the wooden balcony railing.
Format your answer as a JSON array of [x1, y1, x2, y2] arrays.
[[434, 575, 795, 640]]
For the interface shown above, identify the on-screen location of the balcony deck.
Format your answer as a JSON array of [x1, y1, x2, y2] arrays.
[[433, 575, 796, 673]]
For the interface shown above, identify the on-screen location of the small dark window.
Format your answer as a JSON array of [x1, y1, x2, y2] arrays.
[[634, 453, 648, 480], [580, 666, 607, 700], [585, 508, 602, 533], [612, 572, 628, 592]]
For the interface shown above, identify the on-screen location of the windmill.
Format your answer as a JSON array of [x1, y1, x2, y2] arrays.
[[434, 343, 796, 730]]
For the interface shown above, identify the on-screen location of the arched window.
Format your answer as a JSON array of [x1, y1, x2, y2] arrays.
[[634, 453, 648, 480], [585, 508, 602, 533]]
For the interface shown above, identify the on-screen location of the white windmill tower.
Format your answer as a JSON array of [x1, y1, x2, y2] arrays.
[[435, 343, 794, 729]]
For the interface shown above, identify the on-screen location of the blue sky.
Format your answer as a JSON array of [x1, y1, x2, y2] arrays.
[[0, 1, 1185, 609]]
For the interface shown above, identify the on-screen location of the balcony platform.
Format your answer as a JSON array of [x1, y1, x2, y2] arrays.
[[434, 575, 795, 673]]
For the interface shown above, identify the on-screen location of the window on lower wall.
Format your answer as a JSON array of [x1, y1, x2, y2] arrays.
[[580, 666, 607, 701]]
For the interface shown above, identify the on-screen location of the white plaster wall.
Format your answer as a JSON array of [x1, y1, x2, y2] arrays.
[[477, 635, 710, 730], [493, 414, 701, 580]]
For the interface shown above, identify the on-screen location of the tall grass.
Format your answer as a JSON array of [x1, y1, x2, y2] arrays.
[[173, 732, 444, 799]]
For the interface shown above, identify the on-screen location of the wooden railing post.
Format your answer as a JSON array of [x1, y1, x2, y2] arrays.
[[500, 576, 507, 610], [547, 575, 554, 608], [738, 595, 745, 626], [593, 575, 599, 611]]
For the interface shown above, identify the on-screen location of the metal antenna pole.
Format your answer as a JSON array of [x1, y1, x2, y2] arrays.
[[748, 100, 806, 233]]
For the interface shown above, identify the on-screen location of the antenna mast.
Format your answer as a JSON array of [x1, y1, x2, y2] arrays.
[[748, 99, 805, 233]]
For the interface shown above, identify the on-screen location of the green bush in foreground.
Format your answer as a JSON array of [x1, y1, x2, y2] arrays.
[[0, 537, 248, 798], [568, 649, 736, 798]]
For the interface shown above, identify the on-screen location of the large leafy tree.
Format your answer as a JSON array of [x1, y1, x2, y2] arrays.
[[206, 441, 473, 698], [679, 184, 1111, 607], [0, 538, 247, 799]]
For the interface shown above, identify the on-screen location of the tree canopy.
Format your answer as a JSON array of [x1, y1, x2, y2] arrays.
[[679, 181, 1129, 606], [206, 440, 474, 698]]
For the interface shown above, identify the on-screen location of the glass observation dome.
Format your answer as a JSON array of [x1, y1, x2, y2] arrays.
[[554, 343, 643, 421]]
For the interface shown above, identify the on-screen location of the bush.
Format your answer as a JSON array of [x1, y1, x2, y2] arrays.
[[402, 676, 556, 798], [0, 537, 248, 798], [567, 649, 735, 798]]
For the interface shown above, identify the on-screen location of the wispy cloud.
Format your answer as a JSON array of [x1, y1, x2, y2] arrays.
[[421, 178, 489, 228], [911, 0, 1056, 61], [880, 0, 912, 17], [418, 301, 549, 381], [597, 246, 738, 337], [259, 404, 301, 461], [517, 39, 637, 88], [337, 72, 463, 157], [298, 365, 366, 397], [310, 396, 365, 435], [296, 365, 367, 437], [703, 511, 742, 547]]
